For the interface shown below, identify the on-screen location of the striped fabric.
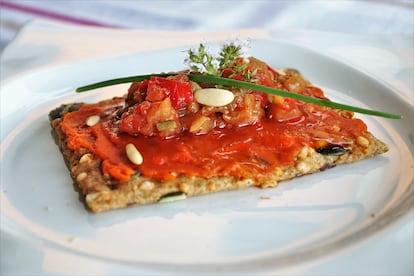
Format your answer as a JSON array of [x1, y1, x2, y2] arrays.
[[1, 0, 413, 49]]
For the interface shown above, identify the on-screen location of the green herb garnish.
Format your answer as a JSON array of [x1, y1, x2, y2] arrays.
[[76, 40, 402, 119], [76, 73, 402, 119], [184, 40, 254, 80], [185, 43, 220, 76], [218, 41, 246, 68]]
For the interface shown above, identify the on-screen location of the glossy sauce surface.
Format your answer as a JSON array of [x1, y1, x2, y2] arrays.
[[60, 92, 367, 182]]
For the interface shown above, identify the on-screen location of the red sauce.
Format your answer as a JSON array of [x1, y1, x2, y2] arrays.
[[60, 94, 367, 182]]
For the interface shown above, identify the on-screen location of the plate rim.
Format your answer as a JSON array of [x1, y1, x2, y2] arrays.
[[1, 38, 413, 273]]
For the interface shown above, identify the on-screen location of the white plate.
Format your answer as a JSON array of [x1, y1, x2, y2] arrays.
[[1, 39, 413, 275]]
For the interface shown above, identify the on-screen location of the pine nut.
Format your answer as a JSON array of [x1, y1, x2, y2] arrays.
[[86, 192, 99, 203], [296, 161, 310, 173], [140, 181, 154, 191], [76, 172, 87, 182], [357, 136, 370, 147], [126, 143, 143, 165], [86, 115, 100, 126], [79, 153, 93, 163], [194, 88, 234, 107]]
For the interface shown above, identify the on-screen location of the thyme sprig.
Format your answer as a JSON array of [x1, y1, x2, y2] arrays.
[[185, 43, 219, 76], [219, 41, 246, 68], [185, 40, 254, 80]]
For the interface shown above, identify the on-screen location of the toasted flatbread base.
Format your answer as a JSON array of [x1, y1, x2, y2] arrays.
[[49, 102, 388, 213]]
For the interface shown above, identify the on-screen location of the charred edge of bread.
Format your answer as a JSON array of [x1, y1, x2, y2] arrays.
[[49, 102, 389, 213]]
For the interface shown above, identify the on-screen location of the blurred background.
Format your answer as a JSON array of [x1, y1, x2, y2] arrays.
[[1, 0, 413, 50]]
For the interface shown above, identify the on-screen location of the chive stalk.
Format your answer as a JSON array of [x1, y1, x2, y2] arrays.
[[76, 73, 402, 119], [75, 74, 169, 92]]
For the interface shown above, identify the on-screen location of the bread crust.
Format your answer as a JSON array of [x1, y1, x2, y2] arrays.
[[49, 101, 388, 213]]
